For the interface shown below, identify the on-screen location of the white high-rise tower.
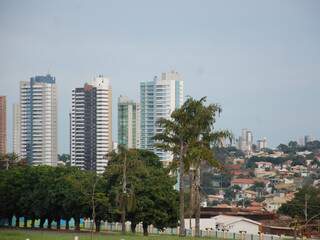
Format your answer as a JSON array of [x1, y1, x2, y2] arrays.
[[239, 128, 253, 154], [20, 75, 58, 165], [140, 70, 184, 163]]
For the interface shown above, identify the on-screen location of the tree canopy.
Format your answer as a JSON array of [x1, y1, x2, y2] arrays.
[[278, 186, 320, 221], [0, 149, 178, 235]]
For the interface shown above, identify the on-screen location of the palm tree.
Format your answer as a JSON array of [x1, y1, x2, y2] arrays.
[[154, 98, 201, 236], [155, 97, 232, 237], [187, 133, 232, 236], [183, 99, 232, 237]]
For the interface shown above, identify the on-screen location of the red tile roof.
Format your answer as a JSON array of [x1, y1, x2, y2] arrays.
[[231, 178, 255, 185]]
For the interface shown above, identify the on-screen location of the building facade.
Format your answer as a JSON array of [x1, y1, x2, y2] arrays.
[[304, 135, 313, 145], [118, 95, 140, 149], [71, 76, 112, 173], [13, 103, 21, 155], [140, 70, 184, 162], [0, 96, 6, 155], [239, 129, 253, 154], [20, 75, 58, 165], [257, 138, 267, 151]]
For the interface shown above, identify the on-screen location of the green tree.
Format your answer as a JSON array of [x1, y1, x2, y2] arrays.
[[0, 152, 21, 170], [0, 165, 109, 231], [130, 167, 179, 236], [154, 98, 201, 236], [186, 132, 231, 236], [104, 149, 179, 236], [58, 154, 71, 166], [277, 144, 290, 153], [0, 166, 26, 226], [278, 186, 320, 221], [155, 97, 232, 237], [104, 146, 145, 234], [224, 185, 241, 201], [59, 168, 84, 230], [81, 171, 109, 233], [249, 181, 265, 192]]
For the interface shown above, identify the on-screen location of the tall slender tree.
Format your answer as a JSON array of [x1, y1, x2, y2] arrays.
[[155, 97, 231, 237], [104, 146, 144, 234], [187, 132, 232, 236], [154, 98, 198, 236]]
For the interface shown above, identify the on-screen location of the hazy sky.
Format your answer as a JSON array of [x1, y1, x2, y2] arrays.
[[1, 0, 320, 153]]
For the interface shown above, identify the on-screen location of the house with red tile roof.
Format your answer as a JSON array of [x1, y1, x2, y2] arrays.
[[231, 178, 255, 190]]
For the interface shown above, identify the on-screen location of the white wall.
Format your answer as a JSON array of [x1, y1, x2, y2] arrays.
[[185, 218, 260, 235], [227, 221, 260, 235], [184, 218, 213, 230]]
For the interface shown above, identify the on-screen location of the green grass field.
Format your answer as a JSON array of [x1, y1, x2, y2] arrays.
[[0, 229, 209, 240]]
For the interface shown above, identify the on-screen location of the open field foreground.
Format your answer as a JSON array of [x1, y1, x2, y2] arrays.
[[0, 229, 210, 240]]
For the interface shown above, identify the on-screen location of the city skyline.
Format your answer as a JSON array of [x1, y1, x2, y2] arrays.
[[1, 0, 320, 153]]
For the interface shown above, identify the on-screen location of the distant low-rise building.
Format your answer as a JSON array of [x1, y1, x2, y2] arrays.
[[212, 215, 262, 234], [231, 178, 255, 190], [291, 165, 309, 177], [263, 193, 294, 212], [255, 161, 273, 169], [235, 190, 257, 201], [233, 158, 245, 165], [184, 215, 262, 234], [274, 183, 296, 193], [207, 194, 224, 203], [254, 169, 276, 178]]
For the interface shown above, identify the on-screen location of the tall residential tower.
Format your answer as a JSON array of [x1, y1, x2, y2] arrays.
[[239, 128, 253, 154], [13, 103, 21, 155], [20, 75, 58, 165], [71, 76, 112, 173], [118, 96, 140, 149], [0, 96, 6, 155], [140, 70, 184, 162]]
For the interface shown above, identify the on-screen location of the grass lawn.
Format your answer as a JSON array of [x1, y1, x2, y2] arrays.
[[0, 229, 210, 240]]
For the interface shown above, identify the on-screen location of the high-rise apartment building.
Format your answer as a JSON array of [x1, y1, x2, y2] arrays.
[[257, 138, 267, 151], [71, 76, 112, 173], [118, 95, 140, 149], [304, 135, 313, 145], [140, 70, 184, 162], [239, 128, 253, 154], [0, 96, 6, 155], [13, 103, 21, 155], [20, 75, 58, 165]]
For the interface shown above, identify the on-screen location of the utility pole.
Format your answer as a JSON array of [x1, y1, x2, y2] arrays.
[[121, 151, 127, 234], [195, 167, 201, 237], [91, 174, 98, 239], [304, 194, 309, 222]]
